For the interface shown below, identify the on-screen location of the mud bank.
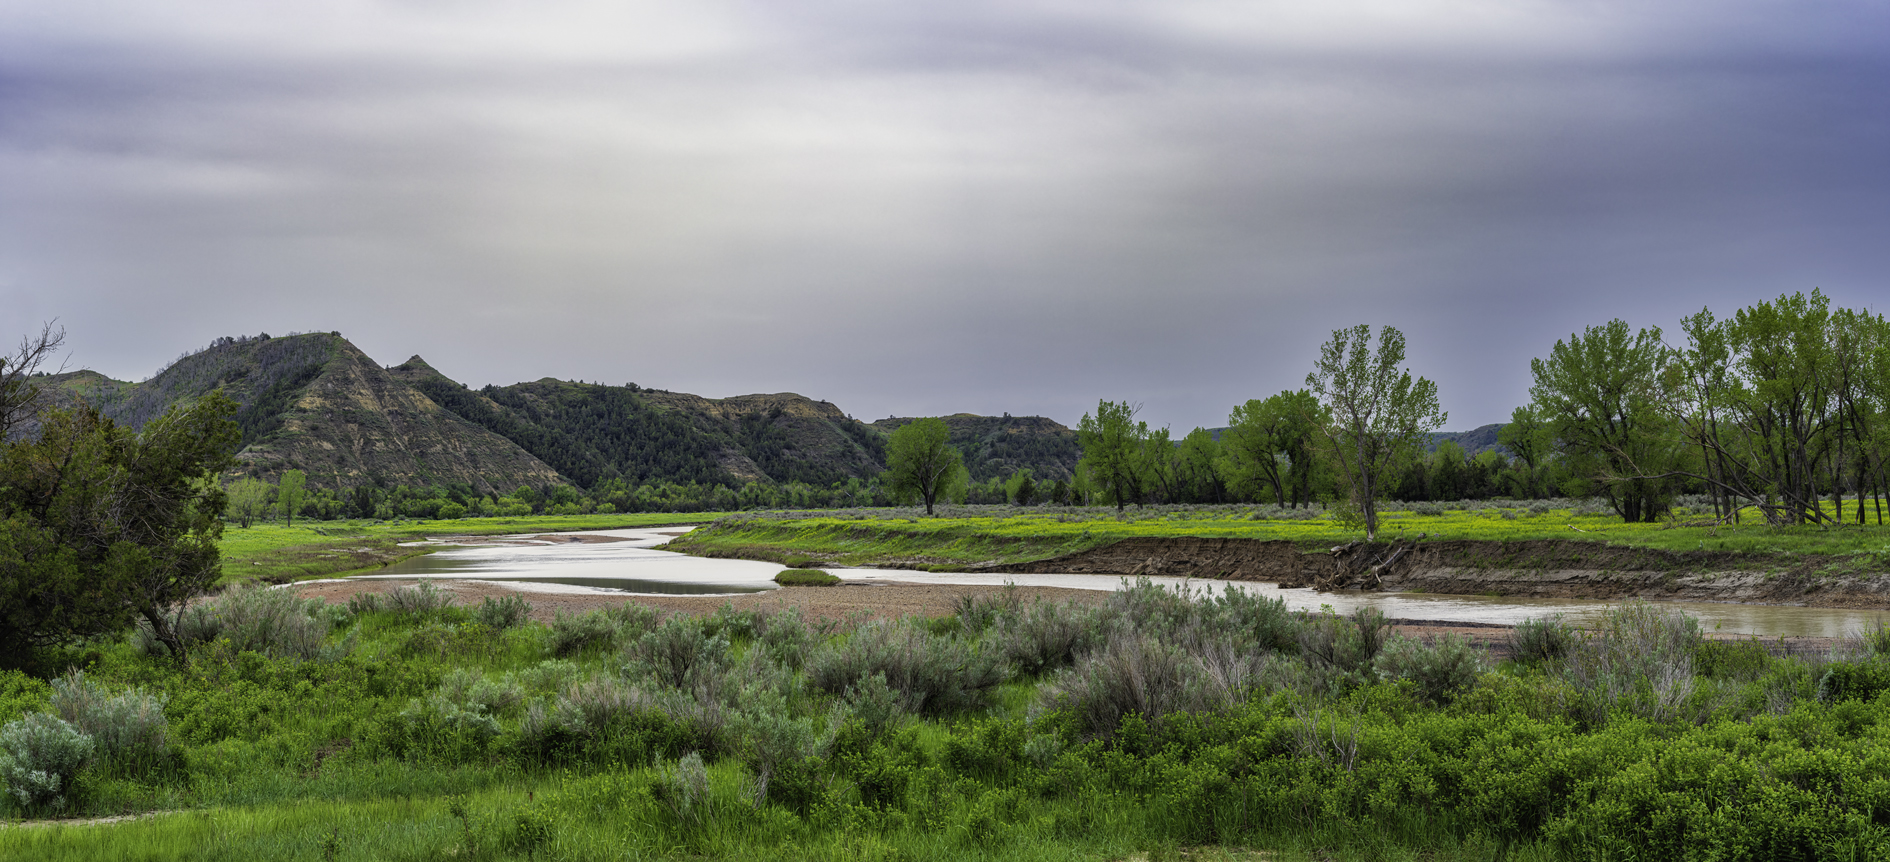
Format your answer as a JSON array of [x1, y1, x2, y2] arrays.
[[990, 537, 1890, 608]]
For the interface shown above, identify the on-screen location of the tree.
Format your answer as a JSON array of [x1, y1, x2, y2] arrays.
[[226, 477, 271, 528], [1529, 319, 1683, 522], [1077, 401, 1148, 511], [1305, 325, 1447, 540], [0, 392, 238, 665], [884, 417, 966, 516], [277, 470, 307, 526], [1220, 390, 1322, 507], [0, 323, 64, 443], [1497, 405, 1552, 498], [1175, 428, 1224, 503], [1006, 470, 1037, 506]]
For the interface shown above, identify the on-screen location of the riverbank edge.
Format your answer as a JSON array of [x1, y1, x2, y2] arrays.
[[668, 527, 1890, 610]]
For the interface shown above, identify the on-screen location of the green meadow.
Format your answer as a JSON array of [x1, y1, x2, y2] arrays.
[[10, 577, 1890, 859], [665, 501, 1890, 569]]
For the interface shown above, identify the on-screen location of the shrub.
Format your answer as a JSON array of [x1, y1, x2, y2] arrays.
[[994, 600, 1103, 677], [775, 569, 840, 586], [1036, 631, 1224, 738], [1511, 614, 1575, 664], [1204, 586, 1300, 654], [140, 586, 338, 660], [955, 588, 1024, 635], [384, 582, 453, 616], [626, 617, 732, 689], [806, 620, 1005, 716], [0, 713, 93, 812], [547, 610, 626, 658], [1562, 601, 1702, 723], [653, 752, 711, 830], [474, 594, 533, 631], [394, 694, 501, 760], [1375, 634, 1485, 704], [433, 669, 526, 718], [48, 670, 171, 769]]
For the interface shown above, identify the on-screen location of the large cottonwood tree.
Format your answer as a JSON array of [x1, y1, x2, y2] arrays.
[[884, 417, 965, 516], [1305, 325, 1446, 540]]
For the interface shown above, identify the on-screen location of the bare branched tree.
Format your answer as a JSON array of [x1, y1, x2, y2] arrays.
[[0, 321, 67, 441]]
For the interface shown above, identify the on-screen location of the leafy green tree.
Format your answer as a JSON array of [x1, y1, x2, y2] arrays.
[[1077, 401, 1148, 511], [1497, 405, 1552, 498], [1175, 428, 1224, 503], [0, 393, 238, 665], [884, 418, 966, 516], [1530, 319, 1682, 522], [226, 477, 271, 528], [1005, 469, 1037, 506], [1305, 325, 1447, 540], [277, 469, 307, 527], [1220, 390, 1322, 507]]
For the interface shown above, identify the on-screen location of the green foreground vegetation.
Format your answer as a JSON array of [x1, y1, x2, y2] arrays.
[[665, 500, 1890, 570], [216, 513, 735, 584], [9, 580, 1890, 859]]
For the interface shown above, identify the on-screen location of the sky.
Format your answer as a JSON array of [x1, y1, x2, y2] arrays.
[[4, 1, 1888, 432]]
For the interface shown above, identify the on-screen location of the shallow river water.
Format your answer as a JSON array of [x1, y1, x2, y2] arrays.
[[343, 527, 1887, 638]]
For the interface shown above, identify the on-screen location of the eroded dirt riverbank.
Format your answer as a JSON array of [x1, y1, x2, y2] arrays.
[[991, 537, 1890, 609]]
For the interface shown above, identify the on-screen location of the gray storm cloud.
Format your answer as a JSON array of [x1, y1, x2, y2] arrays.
[[3, 0, 1887, 431]]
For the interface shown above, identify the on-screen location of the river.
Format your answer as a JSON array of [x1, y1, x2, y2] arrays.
[[341, 527, 1886, 638]]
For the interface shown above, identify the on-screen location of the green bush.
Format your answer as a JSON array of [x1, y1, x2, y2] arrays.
[[774, 569, 840, 586], [625, 617, 732, 689], [474, 594, 534, 631], [994, 600, 1103, 677], [807, 620, 1005, 717], [1037, 632, 1222, 738], [1375, 634, 1484, 704], [1562, 601, 1702, 723], [384, 582, 454, 616], [48, 670, 171, 770], [142, 586, 340, 660], [0, 712, 93, 812], [547, 610, 626, 658], [1510, 614, 1576, 664]]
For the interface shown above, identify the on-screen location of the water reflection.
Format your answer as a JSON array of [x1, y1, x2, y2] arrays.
[[337, 527, 1886, 637]]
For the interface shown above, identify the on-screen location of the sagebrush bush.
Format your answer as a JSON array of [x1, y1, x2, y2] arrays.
[[1375, 634, 1484, 704], [384, 582, 453, 616], [955, 588, 1023, 636], [49, 670, 171, 769], [806, 620, 1004, 716], [474, 594, 533, 631], [1511, 614, 1575, 664], [547, 610, 625, 658], [1561, 601, 1702, 723], [1036, 631, 1223, 738], [433, 669, 525, 718], [994, 600, 1103, 676], [626, 616, 732, 689], [140, 586, 338, 660], [0, 712, 93, 812]]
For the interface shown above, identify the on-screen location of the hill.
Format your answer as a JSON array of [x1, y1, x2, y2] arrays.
[[396, 359, 887, 488], [870, 413, 1081, 482], [51, 333, 563, 493]]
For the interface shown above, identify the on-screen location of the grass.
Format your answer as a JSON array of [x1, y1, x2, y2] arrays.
[[9, 586, 1890, 859], [664, 501, 1890, 570], [774, 569, 841, 586], [217, 512, 736, 585]]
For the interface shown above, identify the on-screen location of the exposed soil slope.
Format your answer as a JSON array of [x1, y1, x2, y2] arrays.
[[993, 537, 1890, 608]]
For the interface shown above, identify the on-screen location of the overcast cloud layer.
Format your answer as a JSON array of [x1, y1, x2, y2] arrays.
[[4, 0, 1888, 431]]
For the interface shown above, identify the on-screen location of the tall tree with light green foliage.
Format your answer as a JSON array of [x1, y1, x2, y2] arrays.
[[1077, 400, 1148, 511], [1530, 318, 1682, 523], [1305, 325, 1446, 540], [1220, 390, 1323, 507], [276, 469, 307, 527], [884, 418, 966, 516], [226, 477, 271, 528]]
